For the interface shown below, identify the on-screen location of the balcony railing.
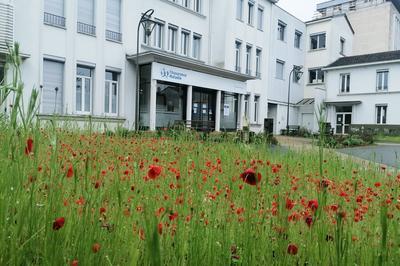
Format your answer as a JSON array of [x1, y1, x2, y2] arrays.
[[77, 22, 96, 36], [0, 2, 14, 54], [106, 30, 122, 42], [44, 12, 66, 28]]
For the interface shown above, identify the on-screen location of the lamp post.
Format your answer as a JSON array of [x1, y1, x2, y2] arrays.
[[135, 9, 156, 131], [286, 65, 303, 135]]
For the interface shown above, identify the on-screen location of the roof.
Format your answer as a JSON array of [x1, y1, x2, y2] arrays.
[[296, 98, 315, 106], [317, 0, 400, 13], [325, 50, 400, 68]]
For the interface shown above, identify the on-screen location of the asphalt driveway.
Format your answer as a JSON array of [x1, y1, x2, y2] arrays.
[[338, 144, 400, 168]]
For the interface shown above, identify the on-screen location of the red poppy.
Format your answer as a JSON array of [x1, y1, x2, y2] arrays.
[[305, 215, 313, 227], [157, 223, 163, 235], [25, 138, 34, 155], [99, 207, 106, 215], [53, 217, 65, 230], [92, 243, 101, 253], [70, 260, 79, 266], [240, 168, 261, 186], [287, 243, 298, 255], [308, 199, 318, 211], [169, 212, 178, 221], [148, 165, 162, 180], [286, 198, 295, 210], [67, 165, 74, 178]]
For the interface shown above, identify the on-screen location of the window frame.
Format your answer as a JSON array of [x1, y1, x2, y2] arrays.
[[275, 59, 285, 80], [340, 73, 351, 93], [104, 70, 119, 115], [76, 65, 93, 114], [376, 105, 387, 124], [257, 6, 264, 31], [245, 44, 252, 75], [277, 20, 286, 41], [192, 33, 202, 59], [247, 1, 255, 26], [236, 0, 244, 21], [253, 95, 260, 123], [310, 33, 326, 50], [308, 68, 325, 84], [376, 70, 389, 92], [168, 24, 178, 53], [294, 30, 302, 49], [255, 48, 262, 78], [180, 29, 191, 56], [235, 40, 242, 72]]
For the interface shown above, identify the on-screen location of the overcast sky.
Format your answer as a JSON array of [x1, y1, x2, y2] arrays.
[[277, 0, 324, 22]]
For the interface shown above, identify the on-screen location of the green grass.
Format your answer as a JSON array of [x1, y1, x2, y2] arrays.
[[375, 135, 400, 144]]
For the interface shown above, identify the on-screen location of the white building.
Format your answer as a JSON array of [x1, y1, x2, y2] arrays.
[[315, 0, 400, 55], [323, 50, 400, 133], [267, 5, 306, 134]]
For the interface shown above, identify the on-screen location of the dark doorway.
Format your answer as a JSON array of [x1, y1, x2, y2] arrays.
[[192, 88, 216, 131]]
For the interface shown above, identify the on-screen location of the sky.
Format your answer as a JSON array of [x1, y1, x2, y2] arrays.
[[277, 0, 324, 22]]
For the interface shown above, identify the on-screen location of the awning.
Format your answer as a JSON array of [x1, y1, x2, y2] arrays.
[[296, 98, 315, 106], [324, 100, 362, 106]]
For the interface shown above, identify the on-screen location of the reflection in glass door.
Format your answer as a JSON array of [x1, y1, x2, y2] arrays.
[[336, 113, 352, 134], [192, 89, 216, 130]]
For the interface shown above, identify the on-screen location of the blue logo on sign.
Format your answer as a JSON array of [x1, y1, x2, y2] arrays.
[[160, 68, 187, 81]]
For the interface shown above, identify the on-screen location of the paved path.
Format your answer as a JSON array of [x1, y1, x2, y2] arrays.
[[275, 136, 399, 169], [338, 144, 400, 168]]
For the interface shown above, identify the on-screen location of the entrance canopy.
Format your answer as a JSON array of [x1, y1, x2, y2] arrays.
[[324, 100, 361, 106], [127, 50, 254, 94]]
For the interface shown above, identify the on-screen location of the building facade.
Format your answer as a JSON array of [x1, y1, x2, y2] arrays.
[[324, 50, 400, 133]]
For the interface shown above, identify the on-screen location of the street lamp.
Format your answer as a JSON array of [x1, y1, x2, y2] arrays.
[[286, 65, 303, 135], [135, 9, 157, 131]]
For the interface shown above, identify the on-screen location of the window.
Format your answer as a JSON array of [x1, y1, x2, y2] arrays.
[[255, 49, 261, 77], [310, 33, 326, 50], [236, 0, 244, 20], [181, 30, 190, 56], [192, 34, 201, 59], [376, 105, 387, 124], [340, 37, 345, 55], [168, 25, 178, 52], [254, 96, 260, 123], [152, 22, 164, 49], [77, 0, 95, 35], [42, 59, 64, 114], [257, 6, 264, 30], [245, 45, 252, 75], [376, 70, 389, 91], [0, 64, 4, 85], [235, 41, 242, 72], [76, 66, 92, 113], [276, 60, 285, 79], [340, 74, 350, 93], [308, 68, 324, 84], [183, 0, 191, 8], [244, 95, 249, 119], [278, 21, 286, 41], [44, 0, 66, 27], [193, 0, 201, 13], [248, 1, 254, 25], [294, 31, 302, 49], [106, 0, 122, 42], [105, 71, 118, 115]]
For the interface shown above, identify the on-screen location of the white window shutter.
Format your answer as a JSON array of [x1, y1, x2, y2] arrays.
[[42, 60, 64, 114], [44, 0, 64, 17], [78, 0, 94, 25], [107, 0, 121, 33]]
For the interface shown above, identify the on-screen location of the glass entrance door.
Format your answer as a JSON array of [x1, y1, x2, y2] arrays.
[[192, 89, 216, 130], [336, 113, 352, 134]]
